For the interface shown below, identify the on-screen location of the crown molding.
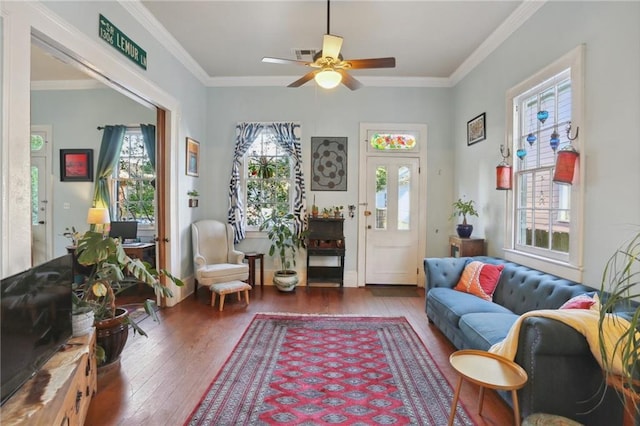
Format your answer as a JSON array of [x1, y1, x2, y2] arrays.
[[449, 0, 547, 86], [124, 0, 545, 89], [207, 75, 451, 88], [120, 0, 210, 85]]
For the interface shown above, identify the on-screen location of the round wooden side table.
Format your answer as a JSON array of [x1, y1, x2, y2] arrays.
[[243, 252, 264, 287], [448, 349, 528, 426]]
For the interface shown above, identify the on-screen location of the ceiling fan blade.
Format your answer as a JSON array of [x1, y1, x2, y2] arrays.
[[344, 57, 396, 69], [262, 57, 312, 67], [322, 34, 343, 60], [288, 70, 318, 88], [337, 69, 362, 91]]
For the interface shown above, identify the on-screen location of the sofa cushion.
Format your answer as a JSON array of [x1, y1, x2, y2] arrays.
[[454, 261, 504, 301], [427, 287, 513, 327], [459, 312, 519, 350]]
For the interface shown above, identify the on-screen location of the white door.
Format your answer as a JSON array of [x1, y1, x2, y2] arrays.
[[365, 157, 419, 284], [30, 126, 53, 265]]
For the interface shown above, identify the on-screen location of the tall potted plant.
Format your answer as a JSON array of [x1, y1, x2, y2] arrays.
[[598, 232, 640, 421], [259, 211, 306, 292], [73, 231, 183, 366], [451, 198, 479, 238]]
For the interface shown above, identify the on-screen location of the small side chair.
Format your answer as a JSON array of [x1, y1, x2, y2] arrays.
[[191, 220, 249, 305]]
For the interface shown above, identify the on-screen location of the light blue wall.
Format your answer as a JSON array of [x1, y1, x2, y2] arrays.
[[452, 1, 640, 287], [31, 88, 155, 256], [206, 86, 454, 274]]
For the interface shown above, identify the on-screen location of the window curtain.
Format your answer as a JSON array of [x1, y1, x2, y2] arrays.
[[227, 122, 306, 243], [92, 125, 126, 210], [140, 124, 156, 170], [228, 122, 265, 242], [268, 123, 306, 238]]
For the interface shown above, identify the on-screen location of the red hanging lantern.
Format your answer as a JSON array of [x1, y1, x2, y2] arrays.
[[496, 144, 512, 190], [496, 161, 512, 190], [553, 145, 579, 184]]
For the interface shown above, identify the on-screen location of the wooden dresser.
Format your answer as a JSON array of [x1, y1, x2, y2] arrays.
[[1, 329, 97, 425], [306, 217, 345, 287]]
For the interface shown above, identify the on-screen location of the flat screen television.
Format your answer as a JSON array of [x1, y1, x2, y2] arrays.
[[0, 254, 73, 406], [109, 220, 138, 242]]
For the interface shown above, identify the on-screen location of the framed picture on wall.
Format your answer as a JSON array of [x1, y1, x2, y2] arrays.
[[310, 137, 348, 191], [467, 112, 486, 145], [186, 137, 200, 177], [60, 149, 94, 182]]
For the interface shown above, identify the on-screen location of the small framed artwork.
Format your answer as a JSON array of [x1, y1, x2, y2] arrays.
[[60, 149, 93, 182], [467, 112, 486, 146], [186, 137, 200, 177]]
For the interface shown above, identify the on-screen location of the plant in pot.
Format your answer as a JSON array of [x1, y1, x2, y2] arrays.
[[451, 198, 479, 238], [259, 211, 307, 292], [333, 205, 344, 218], [598, 232, 640, 421], [73, 231, 183, 366], [187, 189, 199, 208]]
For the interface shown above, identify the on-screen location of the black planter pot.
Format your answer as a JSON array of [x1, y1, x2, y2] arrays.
[[95, 307, 129, 367], [456, 224, 474, 238]]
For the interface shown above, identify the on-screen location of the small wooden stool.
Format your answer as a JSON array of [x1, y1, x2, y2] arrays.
[[209, 280, 251, 311]]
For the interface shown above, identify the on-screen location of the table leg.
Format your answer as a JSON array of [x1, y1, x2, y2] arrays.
[[248, 257, 256, 287], [511, 389, 521, 426], [259, 255, 264, 287], [448, 376, 463, 426], [478, 386, 485, 414]]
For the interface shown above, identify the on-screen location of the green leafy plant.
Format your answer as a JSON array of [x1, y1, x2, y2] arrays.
[[451, 198, 479, 225], [187, 189, 199, 197], [598, 232, 640, 415], [259, 211, 306, 272], [73, 231, 184, 336]]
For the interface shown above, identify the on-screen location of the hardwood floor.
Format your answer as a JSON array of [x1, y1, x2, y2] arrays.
[[85, 286, 515, 425]]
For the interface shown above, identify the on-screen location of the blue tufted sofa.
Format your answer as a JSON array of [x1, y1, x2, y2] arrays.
[[424, 256, 624, 426]]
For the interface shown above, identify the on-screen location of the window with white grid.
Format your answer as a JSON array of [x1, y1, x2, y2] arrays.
[[505, 46, 584, 281]]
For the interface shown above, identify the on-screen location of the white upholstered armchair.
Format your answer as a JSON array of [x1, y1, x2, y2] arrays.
[[191, 220, 249, 297]]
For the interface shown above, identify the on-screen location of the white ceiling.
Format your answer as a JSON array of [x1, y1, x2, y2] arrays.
[[32, 1, 543, 88]]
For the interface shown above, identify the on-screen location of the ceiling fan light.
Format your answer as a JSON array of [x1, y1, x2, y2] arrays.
[[315, 69, 342, 89]]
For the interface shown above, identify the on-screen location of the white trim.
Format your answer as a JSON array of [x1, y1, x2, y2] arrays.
[[503, 45, 585, 282], [31, 79, 107, 91], [124, 0, 542, 89], [450, 0, 547, 86], [358, 123, 428, 288]]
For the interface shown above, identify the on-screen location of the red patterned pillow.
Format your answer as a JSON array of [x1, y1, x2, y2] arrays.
[[453, 261, 504, 301], [559, 294, 597, 310]]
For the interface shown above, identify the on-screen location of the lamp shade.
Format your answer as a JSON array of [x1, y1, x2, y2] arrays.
[[553, 146, 579, 185], [87, 207, 110, 225], [496, 162, 512, 190], [314, 69, 342, 89]]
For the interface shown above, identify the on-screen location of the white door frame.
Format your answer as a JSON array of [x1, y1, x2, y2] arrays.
[[357, 123, 428, 288]]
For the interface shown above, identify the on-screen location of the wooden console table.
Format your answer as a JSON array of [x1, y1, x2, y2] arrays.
[[1, 329, 97, 425], [449, 235, 485, 257], [306, 217, 345, 287]]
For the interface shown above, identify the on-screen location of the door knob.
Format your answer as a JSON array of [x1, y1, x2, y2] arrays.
[[38, 220, 45, 224], [364, 210, 372, 217], [367, 225, 372, 229]]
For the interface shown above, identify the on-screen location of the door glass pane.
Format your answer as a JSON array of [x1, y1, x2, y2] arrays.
[[397, 166, 410, 230], [375, 166, 387, 230], [31, 166, 39, 225], [370, 133, 416, 151], [31, 134, 45, 151]]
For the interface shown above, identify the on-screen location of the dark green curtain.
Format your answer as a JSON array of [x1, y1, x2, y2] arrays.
[[92, 125, 126, 209], [140, 124, 156, 170]]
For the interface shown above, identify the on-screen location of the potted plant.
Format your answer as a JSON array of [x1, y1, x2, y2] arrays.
[[311, 204, 319, 218], [249, 156, 275, 179], [187, 189, 199, 208], [259, 211, 307, 292], [598, 232, 640, 420], [322, 208, 331, 218], [333, 205, 344, 218], [73, 231, 183, 366], [451, 198, 479, 238]]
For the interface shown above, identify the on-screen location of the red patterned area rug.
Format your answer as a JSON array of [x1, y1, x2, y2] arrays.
[[185, 314, 473, 426]]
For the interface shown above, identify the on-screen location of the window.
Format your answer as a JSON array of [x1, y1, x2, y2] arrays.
[[243, 128, 292, 229], [505, 46, 584, 281], [112, 128, 155, 225]]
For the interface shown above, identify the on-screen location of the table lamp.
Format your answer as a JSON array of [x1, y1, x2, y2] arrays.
[[87, 207, 110, 235]]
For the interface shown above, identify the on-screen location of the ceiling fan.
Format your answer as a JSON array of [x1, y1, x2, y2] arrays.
[[262, 0, 395, 90]]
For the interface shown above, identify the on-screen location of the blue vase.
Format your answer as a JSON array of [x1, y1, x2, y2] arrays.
[[456, 224, 473, 238]]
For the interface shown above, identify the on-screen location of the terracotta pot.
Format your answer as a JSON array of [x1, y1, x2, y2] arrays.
[[95, 307, 129, 367]]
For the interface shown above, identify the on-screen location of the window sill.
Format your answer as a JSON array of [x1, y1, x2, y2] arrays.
[[503, 249, 583, 283]]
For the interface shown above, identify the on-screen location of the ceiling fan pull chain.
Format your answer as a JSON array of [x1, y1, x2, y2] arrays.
[[327, 0, 331, 35]]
